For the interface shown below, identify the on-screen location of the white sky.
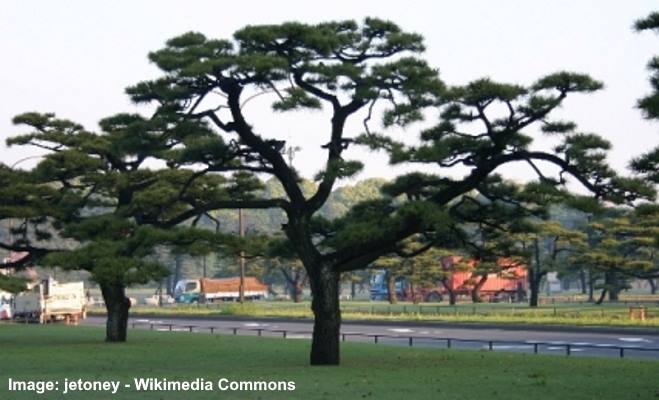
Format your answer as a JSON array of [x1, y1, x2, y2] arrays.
[[1, 0, 657, 189]]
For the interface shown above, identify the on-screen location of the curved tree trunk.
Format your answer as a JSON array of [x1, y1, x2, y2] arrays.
[[440, 279, 456, 305], [471, 275, 488, 303], [307, 264, 341, 365], [100, 282, 131, 342], [649, 279, 657, 295], [386, 272, 398, 304], [595, 288, 607, 305]]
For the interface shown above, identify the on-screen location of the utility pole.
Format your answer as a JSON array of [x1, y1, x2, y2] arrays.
[[286, 145, 301, 167], [202, 255, 207, 279], [238, 208, 245, 303]]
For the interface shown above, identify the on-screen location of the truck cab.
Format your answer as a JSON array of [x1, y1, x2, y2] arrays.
[[0, 291, 12, 320], [174, 279, 201, 303], [369, 271, 405, 301]]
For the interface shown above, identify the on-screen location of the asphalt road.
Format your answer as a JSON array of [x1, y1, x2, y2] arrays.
[[84, 316, 659, 359]]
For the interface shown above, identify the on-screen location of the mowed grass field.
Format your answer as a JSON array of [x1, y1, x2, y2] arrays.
[[0, 324, 658, 400], [100, 300, 659, 328]]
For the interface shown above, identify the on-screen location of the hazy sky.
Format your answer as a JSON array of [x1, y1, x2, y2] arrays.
[[1, 1, 657, 189]]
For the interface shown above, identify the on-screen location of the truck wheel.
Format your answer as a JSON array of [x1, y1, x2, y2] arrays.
[[425, 292, 443, 303]]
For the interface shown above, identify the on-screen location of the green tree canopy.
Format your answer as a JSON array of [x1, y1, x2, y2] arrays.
[[118, 17, 653, 365]]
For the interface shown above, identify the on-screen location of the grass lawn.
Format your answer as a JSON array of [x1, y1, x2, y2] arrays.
[[101, 300, 659, 328], [0, 324, 658, 400]]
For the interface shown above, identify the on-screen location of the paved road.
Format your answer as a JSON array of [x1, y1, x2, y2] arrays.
[[84, 316, 659, 359]]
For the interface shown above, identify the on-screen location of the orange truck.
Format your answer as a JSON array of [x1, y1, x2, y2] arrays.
[[174, 277, 268, 303], [371, 257, 528, 303]]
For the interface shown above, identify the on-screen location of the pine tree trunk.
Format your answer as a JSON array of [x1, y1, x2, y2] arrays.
[[595, 289, 607, 305], [587, 268, 595, 303], [307, 264, 341, 365], [606, 271, 620, 302], [579, 269, 587, 295], [529, 240, 544, 307], [173, 254, 183, 291], [448, 289, 456, 306], [471, 275, 487, 303], [292, 280, 303, 303], [386, 272, 398, 304], [100, 282, 131, 342], [165, 276, 172, 296], [528, 270, 544, 308], [411, 283, 420, 304], [649, 279, 657, 295], [441, 279, 456, 305], [608, 288, 619, 301], [350, 280, 356, 300]]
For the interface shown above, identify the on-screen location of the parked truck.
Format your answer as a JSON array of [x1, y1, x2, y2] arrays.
[[0, 290, 12, 320], [174, 277, 268, 303], [13, 278, 87, 324], [371, 257, 527, 303]]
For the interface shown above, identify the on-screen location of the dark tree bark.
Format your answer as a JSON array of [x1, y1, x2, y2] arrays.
[[606, 271, 620, 302], [595, 288, 607, 305], [649, 278, 657, 295], [410, 283, 420, 304], [307, 264, 341, 365], [470, 274, 488, 303], [579, 268, 587, 295], [173, 254, 183, 293], [350, 280, 357, 300], [386, 271, 398, 304], [528, 271, 544, 307], [281, 267, 305, 303], [100, 282, 131, 342], [528, 241, 547, 307], [165, 276, 172, 296], [447, 289, 457, 306], [291, 281, 303, 303], [440, 278, 456, 305], [587, 267, 595, 303]]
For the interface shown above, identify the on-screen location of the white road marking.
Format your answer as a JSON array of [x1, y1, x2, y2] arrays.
[[244, 322, 269, 327], [387, 328, 414, 333], [546, 346, 585, 352], [157, 328, 188, 332], [285, 334, 311, 340], [489, 345, 533, 350], [618, 337, 652, 343]]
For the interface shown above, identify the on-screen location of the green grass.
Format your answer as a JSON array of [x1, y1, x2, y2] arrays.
[[0, 324, 658, 400], [99, 300, 659, 328]]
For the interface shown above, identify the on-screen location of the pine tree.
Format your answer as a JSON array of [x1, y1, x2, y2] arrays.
[[3, 113, 256, 341], [125, 18, 651, 365]]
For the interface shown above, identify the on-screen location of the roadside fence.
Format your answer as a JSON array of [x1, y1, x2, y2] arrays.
[[129, 320, 659, 359]]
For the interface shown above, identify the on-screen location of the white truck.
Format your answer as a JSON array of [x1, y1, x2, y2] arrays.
[[13, 278, 87, 324], [0, 290, 12, 320]]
